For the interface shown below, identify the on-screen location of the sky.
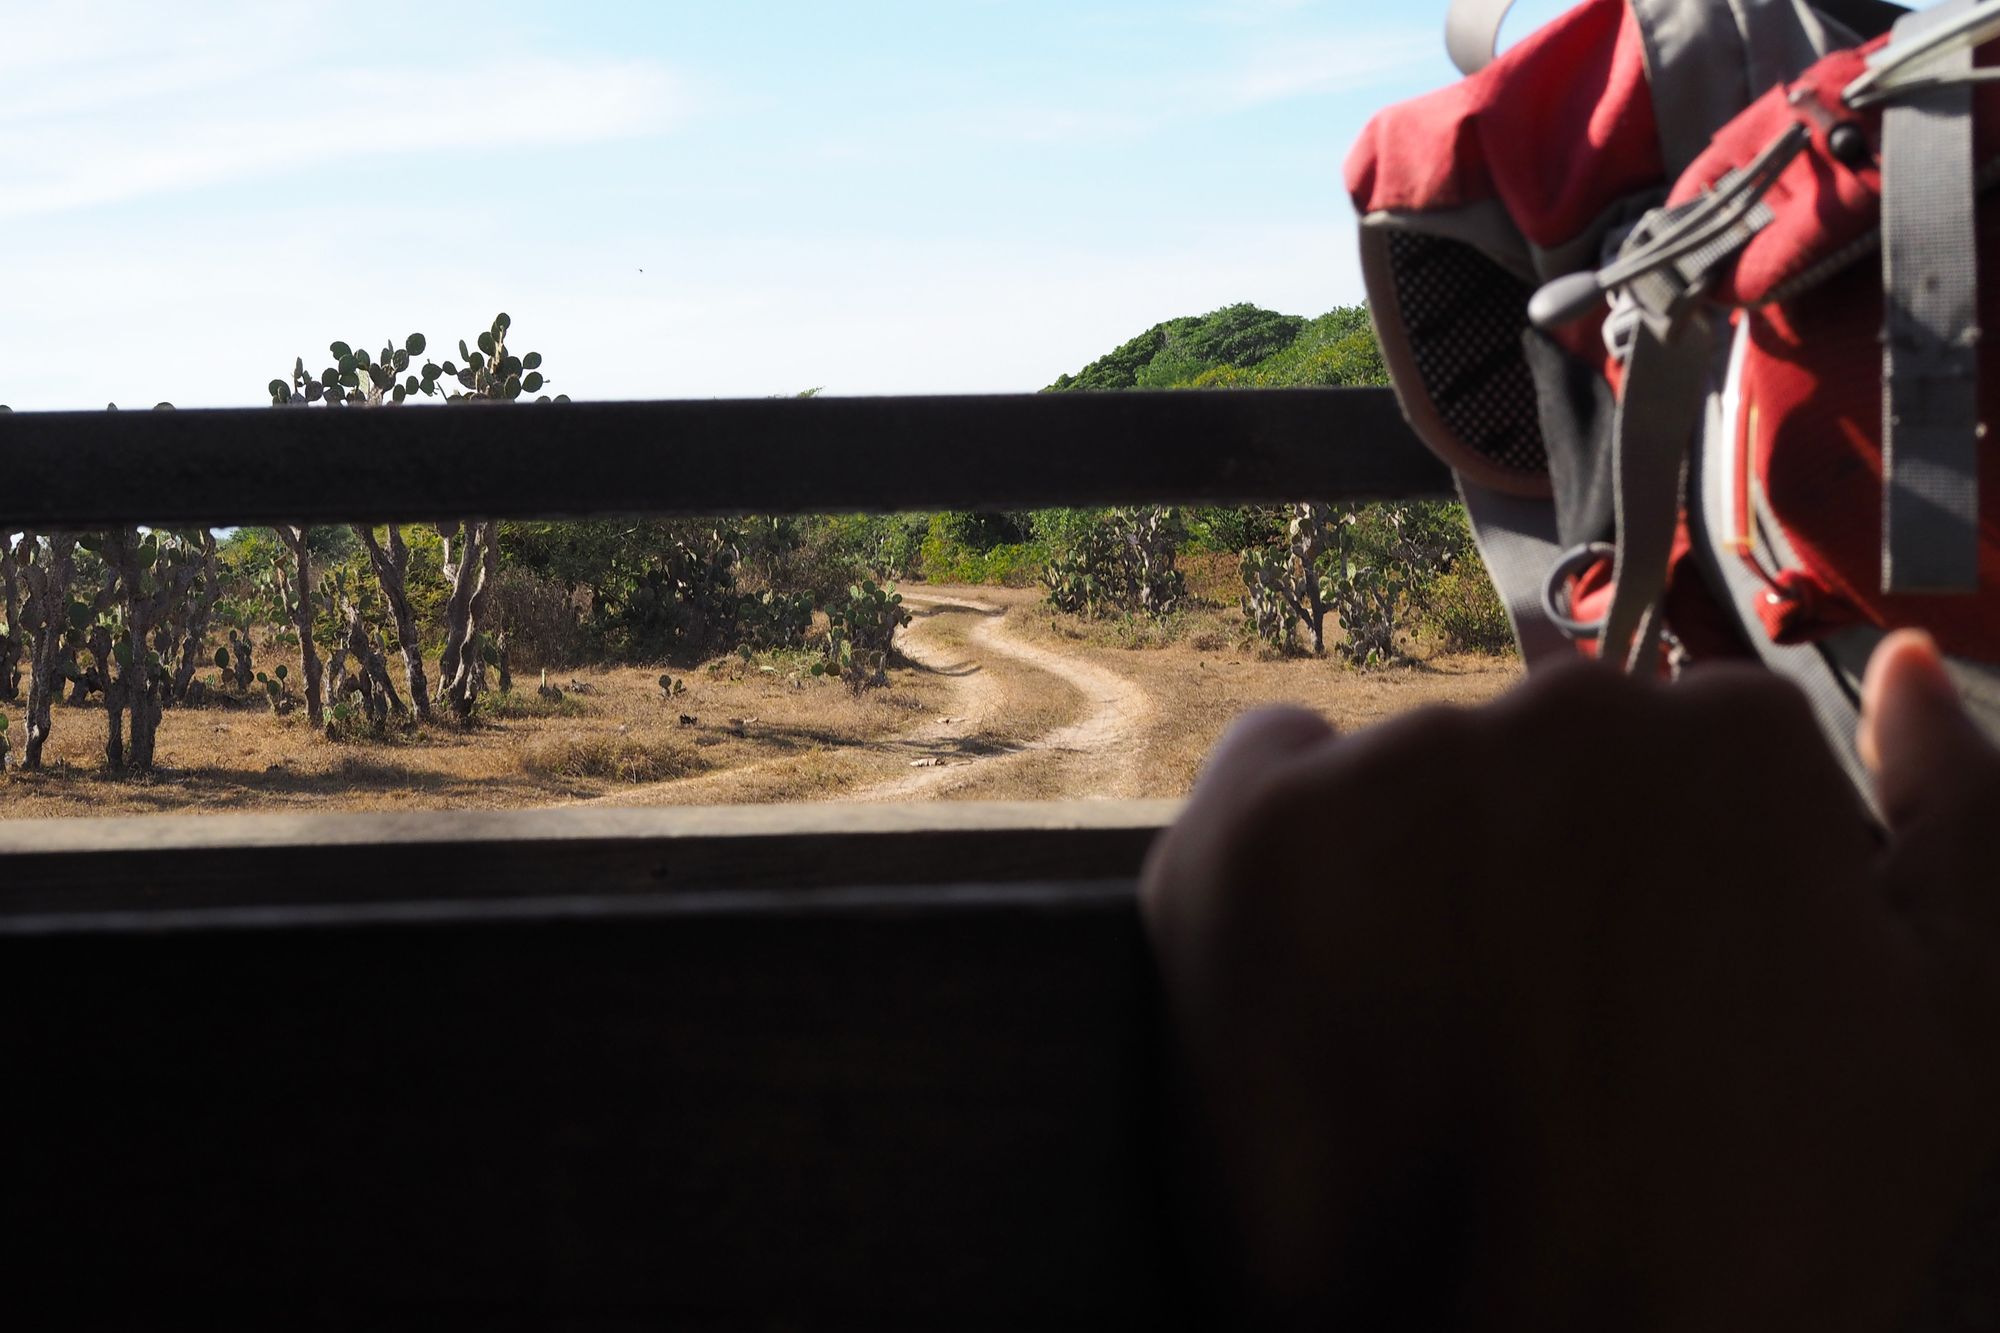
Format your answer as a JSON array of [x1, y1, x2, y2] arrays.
[[0, 0, 1580, 410]]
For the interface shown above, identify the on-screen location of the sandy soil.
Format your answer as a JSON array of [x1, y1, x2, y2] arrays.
[[0, 585, 1521, 817]]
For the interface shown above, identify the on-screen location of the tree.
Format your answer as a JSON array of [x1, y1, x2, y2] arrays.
[[355, 524, 431, 722], [1240, 505, 1337, 655], [1, 539, 21, 702], [96, 528, 182, 770], [320, 568, 405, 733], [163, 530, 219, 704], [273, 313, 563, 726], [270, 526, 325, 730], [8, 532, 75, 770]]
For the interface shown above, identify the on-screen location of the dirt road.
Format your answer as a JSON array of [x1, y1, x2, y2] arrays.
[[2, 584, 1519, 817], [850, 592, 1155, 801]]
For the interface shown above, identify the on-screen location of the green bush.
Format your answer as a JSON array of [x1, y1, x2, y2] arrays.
[[918, 514, 1044, 585], [1418, 566, 1515, 655], [1040, 507, 1185, 619]]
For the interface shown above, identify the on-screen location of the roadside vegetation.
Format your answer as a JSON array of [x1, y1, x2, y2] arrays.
[[0, 302, 1515, 808]]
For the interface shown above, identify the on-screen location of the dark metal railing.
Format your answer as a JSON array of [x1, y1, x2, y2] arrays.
[[0, 387, 1445, 528]]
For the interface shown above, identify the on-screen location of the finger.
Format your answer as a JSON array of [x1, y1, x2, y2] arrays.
[[1143, 708, 1334, 923], [1859, 629, 1999, 832], [1190, 706, 1335, 801]]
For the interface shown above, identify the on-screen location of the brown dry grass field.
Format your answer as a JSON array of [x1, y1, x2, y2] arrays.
[[0, 576, 1521, 819]]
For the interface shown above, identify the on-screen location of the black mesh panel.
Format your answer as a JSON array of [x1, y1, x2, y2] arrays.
[[1385, 229, 1547, 479]]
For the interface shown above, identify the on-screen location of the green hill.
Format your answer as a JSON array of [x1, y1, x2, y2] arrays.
[[1045, 302, 1385, 393]]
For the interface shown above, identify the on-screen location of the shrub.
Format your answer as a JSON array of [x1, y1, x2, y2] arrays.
[[918, 514, 1044, 585], [598, 525, 742, 663], [1039, 507, 1185, 618], [1419, 566, 1515, 655], [735, 589, 814, 652], [766, 516, 924, 598], [814, 580, 911, 690], [519, 730, 706, 782], [1239, 501, 1477, 664], [495, 567, 588, 671], [480, 685, 591, 719], [1184, 506, 1285, 554]]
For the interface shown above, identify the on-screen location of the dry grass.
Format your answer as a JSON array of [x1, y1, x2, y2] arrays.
[[0, 656, 952, 818], [977, 586, 1521, 798], [0, 586, 1521, 817]]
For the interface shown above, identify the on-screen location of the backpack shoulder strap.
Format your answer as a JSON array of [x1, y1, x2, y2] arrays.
[[1877, 0, 1983, 593], [1634, 0, 1842, 174]]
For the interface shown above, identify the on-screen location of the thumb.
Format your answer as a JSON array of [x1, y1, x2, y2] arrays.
[[1859, 629, 1998, 831]]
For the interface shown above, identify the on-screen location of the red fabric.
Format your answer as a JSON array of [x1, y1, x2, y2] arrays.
[[1740, 251, 2000, 660], [1670, 37, 2000, 306], [1564, 555, 1612, 661], [1344, 0, 1662, 251], [1664, 520, 1755, 661]]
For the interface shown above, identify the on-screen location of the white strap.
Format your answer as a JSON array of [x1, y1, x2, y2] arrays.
[[1446, 0, 1517, 76]]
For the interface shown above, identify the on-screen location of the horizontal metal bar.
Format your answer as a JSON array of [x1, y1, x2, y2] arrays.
[[0, 799, 1179, 915], [0, 388, 1445, 527], [0, 878, 1142, 938]]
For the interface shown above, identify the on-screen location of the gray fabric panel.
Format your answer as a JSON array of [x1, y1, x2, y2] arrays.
[[1445, 0, 1517, 76], [1736, 0, 1844, 94], [1632, 0, 1750, 175], [1631, 0, 1831, 176], [1457, 479, 1574, 667], [1880, 0, 1982, 593]]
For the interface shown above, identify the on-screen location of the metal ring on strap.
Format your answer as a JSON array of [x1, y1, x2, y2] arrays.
[[1539, 541, 1619, 640]]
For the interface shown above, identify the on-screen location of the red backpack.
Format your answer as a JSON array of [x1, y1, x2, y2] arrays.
[[1349, 0, 2000, 799]]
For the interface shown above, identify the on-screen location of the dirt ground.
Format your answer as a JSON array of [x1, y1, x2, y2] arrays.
[[0, 584, 1520, 818]]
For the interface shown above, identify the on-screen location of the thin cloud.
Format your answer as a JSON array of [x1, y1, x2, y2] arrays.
[[0, 7, 690, 220], [1201, 0, 1324, 24], [1225, 28, 1441, 104]]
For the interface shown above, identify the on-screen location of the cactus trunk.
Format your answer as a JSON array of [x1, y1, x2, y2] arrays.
[[357, 525, 430, 722], [15, 535, 75, 771], [100, 529, 176, 772], [1, 541, 20, 703], [60, 630, 89, 705], [88, 618, 123, 770], [169, 531, 219, 704], [274, 527, 324, 730], [437, 519, 497, 725], [324, 587, 405, 726]]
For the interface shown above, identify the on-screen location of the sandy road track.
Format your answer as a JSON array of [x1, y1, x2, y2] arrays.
[[850, 592, 1153, 801]]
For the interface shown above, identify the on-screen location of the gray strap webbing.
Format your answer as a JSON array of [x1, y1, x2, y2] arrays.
[[1880, 0, 1983, 594], [1457, 478, 1574, 667], [1445, 0, 1516, 76], [1632, 0, 1834, 177], [1599, 314, 1714, 670]]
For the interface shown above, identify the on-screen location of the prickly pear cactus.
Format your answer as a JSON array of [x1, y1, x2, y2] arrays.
[[735, 590, 814, 652], [1238, 544, 1297, 648], [275, 314, 562, 409], [1238, 503, 1337, 656], [1043, 507, 1184, 618], [813, 579, 911, 690]]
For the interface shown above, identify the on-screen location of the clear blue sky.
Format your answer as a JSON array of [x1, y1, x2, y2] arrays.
[[0, 0, 1577, 410]]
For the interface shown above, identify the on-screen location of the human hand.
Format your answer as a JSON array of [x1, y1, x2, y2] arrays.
[[1141, 632, 2000, 1332]]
